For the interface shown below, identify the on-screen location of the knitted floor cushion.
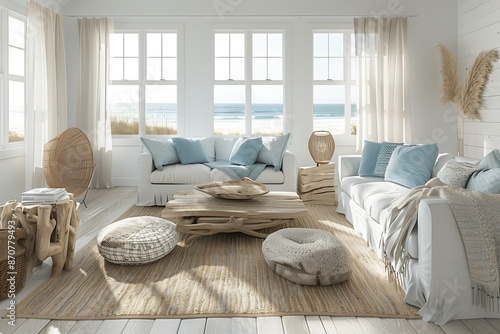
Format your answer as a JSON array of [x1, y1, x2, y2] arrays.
[[97, 216, 180, 265], [262, 228, 352, 285]]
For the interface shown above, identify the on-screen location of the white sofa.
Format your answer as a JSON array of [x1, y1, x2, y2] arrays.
[[137, 136, 297, 206], [337, 153, 500, 324]]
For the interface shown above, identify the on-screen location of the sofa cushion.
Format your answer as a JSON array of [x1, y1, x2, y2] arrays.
[[257, 133, 290, 171], [349, 180, 408, 223], [200, 138, 215, 162], [172, 138, 209, 164], [384, 144, 439, 188], [140, 137, 180, 170], [215, 137, 239, 161], [340, 175, 386, 198], [255, 166, 285, 184], [151, 163, 211, 184], [437, 159, 483, 187], [432, 153, 453, 177], [229, 137, 263, 165]]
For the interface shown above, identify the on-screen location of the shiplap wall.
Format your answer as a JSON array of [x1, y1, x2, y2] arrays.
[[458, 0, 500, 159]]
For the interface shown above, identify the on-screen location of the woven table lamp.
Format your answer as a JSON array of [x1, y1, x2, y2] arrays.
[[308, 131, 335, 165], [43, 128, 94, 197]]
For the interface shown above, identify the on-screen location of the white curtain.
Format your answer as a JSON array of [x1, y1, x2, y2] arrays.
[[354, 17, 411, 151], [25, 1, 67, 189], [77, 18, 114, 188]]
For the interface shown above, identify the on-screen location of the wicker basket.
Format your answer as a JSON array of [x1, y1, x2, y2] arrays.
[[0, 228, 27, 301], [43, 127, 94, 197]]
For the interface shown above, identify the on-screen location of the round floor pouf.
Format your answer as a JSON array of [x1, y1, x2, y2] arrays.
[[262, 228, 352, 285], [97, 216, 180, 265]]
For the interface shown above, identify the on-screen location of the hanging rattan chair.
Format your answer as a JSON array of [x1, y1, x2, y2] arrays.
[[43, 128, 94, 197]]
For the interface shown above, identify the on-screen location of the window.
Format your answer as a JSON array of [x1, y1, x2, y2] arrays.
[[313, 31, 356, 136], [109, 31, 178, 135], [214, 31, 284, 136], [0, 11, 26, 147]]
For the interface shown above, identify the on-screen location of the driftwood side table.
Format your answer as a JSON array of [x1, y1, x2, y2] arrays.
[[0, 195, 79, 277], [297, 163, 336, 205]]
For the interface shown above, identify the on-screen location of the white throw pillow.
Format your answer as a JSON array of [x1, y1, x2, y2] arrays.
[[437, 159, 483, 188]]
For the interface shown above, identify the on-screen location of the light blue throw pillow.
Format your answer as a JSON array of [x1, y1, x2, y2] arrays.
[[140, 137, 179, 171], [358, 140, 382, 176], [478, 149, 500, 169], [229, 137, 263, 165], [384, 143, 439, 188], [372, 142, 403, 177], [256, 133, 291, 171], [172, 137, 209, 165], [466, 168, 500, 194]]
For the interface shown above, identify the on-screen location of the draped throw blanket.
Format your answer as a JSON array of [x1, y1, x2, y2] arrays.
[[205, 161, 267, 180], [382, 178, 500, 310]]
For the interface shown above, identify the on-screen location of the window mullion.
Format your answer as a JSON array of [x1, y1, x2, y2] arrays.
[[344, 31, 352, 135], [245, 31, 252, 135], [228, 33, 232, 80], [160, 34, 164, 81], [265, 34, 269, 80], [121, 34, 126, 81], [139, 32, 146, 137]]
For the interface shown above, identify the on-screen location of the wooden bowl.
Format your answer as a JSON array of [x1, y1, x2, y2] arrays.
[[196, 178, 269, 200]]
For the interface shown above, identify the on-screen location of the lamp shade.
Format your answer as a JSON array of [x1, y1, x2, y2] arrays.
[[308, 131, 335, 165]]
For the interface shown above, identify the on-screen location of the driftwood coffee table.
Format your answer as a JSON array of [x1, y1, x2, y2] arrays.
[[161, 190, 308, 243]]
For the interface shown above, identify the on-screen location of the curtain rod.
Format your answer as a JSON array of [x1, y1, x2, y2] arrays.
[[67, 14, 418, 18]]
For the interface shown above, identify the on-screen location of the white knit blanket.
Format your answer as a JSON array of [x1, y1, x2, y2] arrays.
[[382, 178, 500, 309]]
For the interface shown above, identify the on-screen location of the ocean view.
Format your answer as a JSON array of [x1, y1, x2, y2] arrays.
[[110, 103, 357, 120], [109, 103, 357, 135]]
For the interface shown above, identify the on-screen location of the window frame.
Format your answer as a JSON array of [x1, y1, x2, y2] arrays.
[[312, 28, 356, 139], [0, 8, 27, 158], [109, 22, 183, 143], [211, 23, 291, 137]]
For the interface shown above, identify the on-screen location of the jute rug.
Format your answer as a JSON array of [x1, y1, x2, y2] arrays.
[[13, 204, 419, 320]]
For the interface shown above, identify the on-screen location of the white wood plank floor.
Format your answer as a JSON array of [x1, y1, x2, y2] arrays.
[[1, 187, 499, 334]]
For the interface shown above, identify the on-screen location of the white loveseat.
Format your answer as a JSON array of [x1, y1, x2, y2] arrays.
[[137, 136, 297, 206], [337, 147, 500, 324]]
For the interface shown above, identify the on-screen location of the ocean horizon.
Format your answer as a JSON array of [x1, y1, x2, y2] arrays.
[[109, 103, 357, 121]]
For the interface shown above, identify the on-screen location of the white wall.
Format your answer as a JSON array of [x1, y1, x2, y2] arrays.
[[458, 0, 500, 159]]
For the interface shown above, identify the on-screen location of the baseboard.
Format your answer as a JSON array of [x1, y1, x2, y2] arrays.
[[112, 178, 138, 187]]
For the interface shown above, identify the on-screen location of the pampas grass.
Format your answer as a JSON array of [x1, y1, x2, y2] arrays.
[[457, 49, 500, 120], [438, 44, 499, 120], [438, 43, 459, 104]]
